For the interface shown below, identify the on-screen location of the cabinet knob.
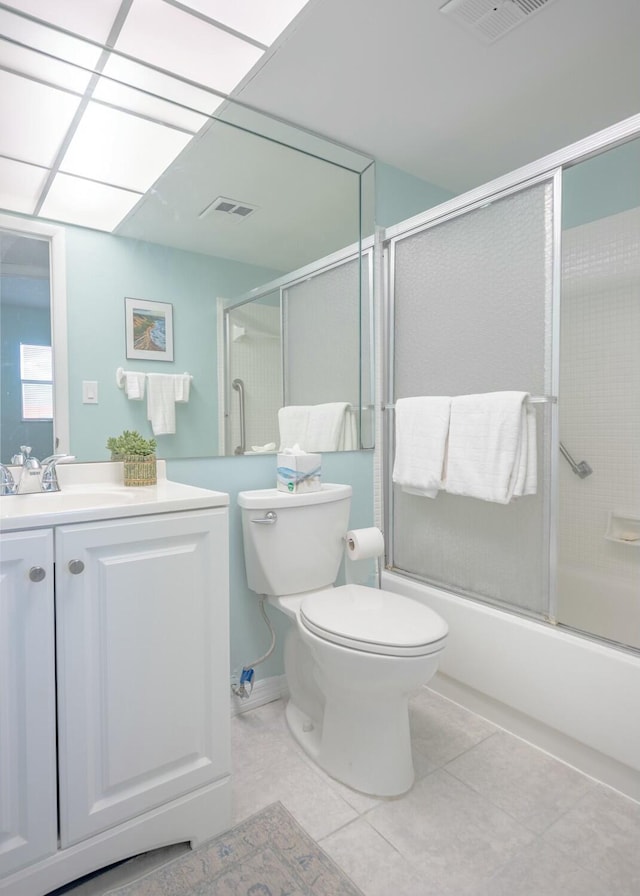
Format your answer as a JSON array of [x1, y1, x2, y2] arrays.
[[68, 559, 85, 575], [29, 566, 46, 582]]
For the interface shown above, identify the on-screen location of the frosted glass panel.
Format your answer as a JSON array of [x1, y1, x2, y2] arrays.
[[391, 181, 554, 617]]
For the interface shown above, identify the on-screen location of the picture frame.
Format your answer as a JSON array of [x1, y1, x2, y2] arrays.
[[125, 297, 174, 362]]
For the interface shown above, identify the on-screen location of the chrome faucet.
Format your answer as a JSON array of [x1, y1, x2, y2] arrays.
[[40, 454, 76, 492], [10, 446, 76, 494], [15, 446, 42, 494]]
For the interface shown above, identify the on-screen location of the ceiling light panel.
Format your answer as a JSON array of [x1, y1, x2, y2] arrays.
[[115, 0, 264, 95], [175, 0, 311, 45], [0, 8, 104, 92], [0, 70, 82, 167], [39, 172, 142, 232], [0, 35, 92, 95], [0, 157, 49, 214], [94, 55, 220, 132], [59, 101, 192, 193], [0, 0, 123, 44]]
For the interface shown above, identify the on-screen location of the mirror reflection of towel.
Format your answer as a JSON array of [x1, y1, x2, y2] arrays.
[[147, 374, 177, 435], [278, 402, 355, 452]]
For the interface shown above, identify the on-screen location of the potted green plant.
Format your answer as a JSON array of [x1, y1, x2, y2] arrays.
[[106, 430, 157, 486]]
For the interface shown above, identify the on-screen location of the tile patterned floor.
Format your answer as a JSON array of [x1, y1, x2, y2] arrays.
[[53, 688, 640, 896]]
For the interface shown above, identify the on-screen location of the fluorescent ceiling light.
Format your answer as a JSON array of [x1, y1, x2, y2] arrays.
[[114, 0, 264, 95], [0, 8, 103, 92], [59, 102, 192, 193], [39, 173, 142, 232], [176, 0, 311, 46], [0, 36, 93, 94], [0, 0, 124, 44], [0, 70, 82, 167], [0, 157, 49, 214], [94, 55, 219, 132]]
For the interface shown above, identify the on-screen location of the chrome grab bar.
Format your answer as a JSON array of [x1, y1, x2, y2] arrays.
[[559, 442, 592, 478], [232, 378, 246, 455]]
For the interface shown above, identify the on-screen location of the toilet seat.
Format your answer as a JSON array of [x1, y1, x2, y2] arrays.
[[299, 584, 448, 657]]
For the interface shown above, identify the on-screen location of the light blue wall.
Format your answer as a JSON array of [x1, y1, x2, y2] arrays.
[[64, 226, 280, 461], [562, 137, 640, 229], [167, 450, 374, 679], [375, 161, 455, 228]]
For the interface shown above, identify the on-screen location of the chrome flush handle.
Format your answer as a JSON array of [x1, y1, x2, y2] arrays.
[[251, 511, 278, 525]]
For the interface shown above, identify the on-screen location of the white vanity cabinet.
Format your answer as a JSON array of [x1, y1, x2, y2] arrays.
[[0, 529, 57, 877], [0, 467, 231, 896]]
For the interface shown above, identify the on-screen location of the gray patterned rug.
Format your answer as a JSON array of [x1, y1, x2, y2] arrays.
[[106, 803, 363, 896]]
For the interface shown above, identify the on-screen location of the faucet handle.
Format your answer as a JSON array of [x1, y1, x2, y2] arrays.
[[0, 464, 17, 496], [41, 454, 76, 492]]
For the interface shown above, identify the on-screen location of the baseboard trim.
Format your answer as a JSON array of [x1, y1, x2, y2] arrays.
[[230, 674, 288, 716]]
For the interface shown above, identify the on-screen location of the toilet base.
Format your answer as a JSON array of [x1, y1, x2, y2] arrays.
[[285, 692, 415, 798]]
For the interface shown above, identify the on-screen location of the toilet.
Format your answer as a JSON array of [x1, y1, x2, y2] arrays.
[[237, 483, 448, 797]]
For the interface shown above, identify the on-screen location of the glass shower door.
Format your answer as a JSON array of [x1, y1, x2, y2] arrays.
[[388, 178, 556, 619]]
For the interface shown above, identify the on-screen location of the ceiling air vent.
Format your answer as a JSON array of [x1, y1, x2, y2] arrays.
[[199, 196, 259, 221], [440, 0, 557, 44]]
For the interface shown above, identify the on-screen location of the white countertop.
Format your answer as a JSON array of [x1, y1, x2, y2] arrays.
[[0, 461, 229, 532]]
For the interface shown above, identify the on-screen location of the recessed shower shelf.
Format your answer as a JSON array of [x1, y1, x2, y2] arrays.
[[604, 512, 640, 546]]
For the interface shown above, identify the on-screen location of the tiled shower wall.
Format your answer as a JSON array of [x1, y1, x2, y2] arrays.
[[559, 206, 640, 645]]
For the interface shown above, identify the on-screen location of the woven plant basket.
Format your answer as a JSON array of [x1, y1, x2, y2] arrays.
[[122, 454, 157, 487]]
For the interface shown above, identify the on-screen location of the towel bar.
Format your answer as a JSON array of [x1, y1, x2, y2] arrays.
[[383, 394, 556, 410]]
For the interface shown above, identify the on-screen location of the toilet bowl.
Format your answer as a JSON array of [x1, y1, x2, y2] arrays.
[[238, 484, 448, 797]]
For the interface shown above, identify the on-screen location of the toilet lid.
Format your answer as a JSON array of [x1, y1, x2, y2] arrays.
[[300, 584, 448, 657]]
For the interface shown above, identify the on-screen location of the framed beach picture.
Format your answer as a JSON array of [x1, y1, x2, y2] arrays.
[[125, 297, 174, 361]]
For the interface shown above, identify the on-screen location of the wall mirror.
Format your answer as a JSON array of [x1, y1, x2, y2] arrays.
[[0, 3, 374, 462]]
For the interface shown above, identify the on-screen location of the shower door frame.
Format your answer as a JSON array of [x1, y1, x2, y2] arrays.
[[379, 111, 640, 630]]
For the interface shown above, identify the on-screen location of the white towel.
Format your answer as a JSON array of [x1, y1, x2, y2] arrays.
[[147, 374, 177, 435], [392, 396, 452, 497], [278, 405, 310, 451], [278, 402, 354, 452], [307, 402, 351, 451], [116, 369, 146, 400], [175, 373, 191, 403], [445, 391, 537, 504], [125, 372, 146, 400], [338, 407, 358, 451]]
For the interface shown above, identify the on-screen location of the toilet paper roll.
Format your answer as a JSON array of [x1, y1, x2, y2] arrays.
[[345, 527, 385, 561]]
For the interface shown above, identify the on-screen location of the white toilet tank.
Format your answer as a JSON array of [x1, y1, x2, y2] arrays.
[[238, 483, 352, 596]]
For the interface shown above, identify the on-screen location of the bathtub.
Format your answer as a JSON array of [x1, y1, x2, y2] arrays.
[[557, 563, 640, 650], [382, 570, 640, 802]]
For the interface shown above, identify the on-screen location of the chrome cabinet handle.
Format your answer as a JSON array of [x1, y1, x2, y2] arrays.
[[29, 566, 46, 582], [68, 559, 85, 575], [251, 511, 277, 525]]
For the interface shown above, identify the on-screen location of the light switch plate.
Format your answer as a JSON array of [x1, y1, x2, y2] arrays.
[[82, 380, 98, 403]]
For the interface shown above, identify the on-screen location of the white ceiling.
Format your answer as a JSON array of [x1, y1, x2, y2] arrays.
[[236, 0, 640, 194], [1, 0, 638, 272]]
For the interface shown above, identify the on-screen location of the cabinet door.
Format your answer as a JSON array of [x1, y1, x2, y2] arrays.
[[0, 529, 57, 878], [55, 509, 230, 847]]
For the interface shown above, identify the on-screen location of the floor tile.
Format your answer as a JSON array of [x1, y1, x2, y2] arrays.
[[320, 818, 428, 896], [445, 729, 597, 832], [409, 687, 497, 772], [466, 838, 610, 896], [543, 783, 640, 896], [366, 768, 535, 895]]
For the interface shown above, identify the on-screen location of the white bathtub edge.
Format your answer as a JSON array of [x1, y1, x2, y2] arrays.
[[383, 571, 640, 802]]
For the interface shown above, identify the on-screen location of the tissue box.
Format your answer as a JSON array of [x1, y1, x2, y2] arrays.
[[277, 453, 322, 493]]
